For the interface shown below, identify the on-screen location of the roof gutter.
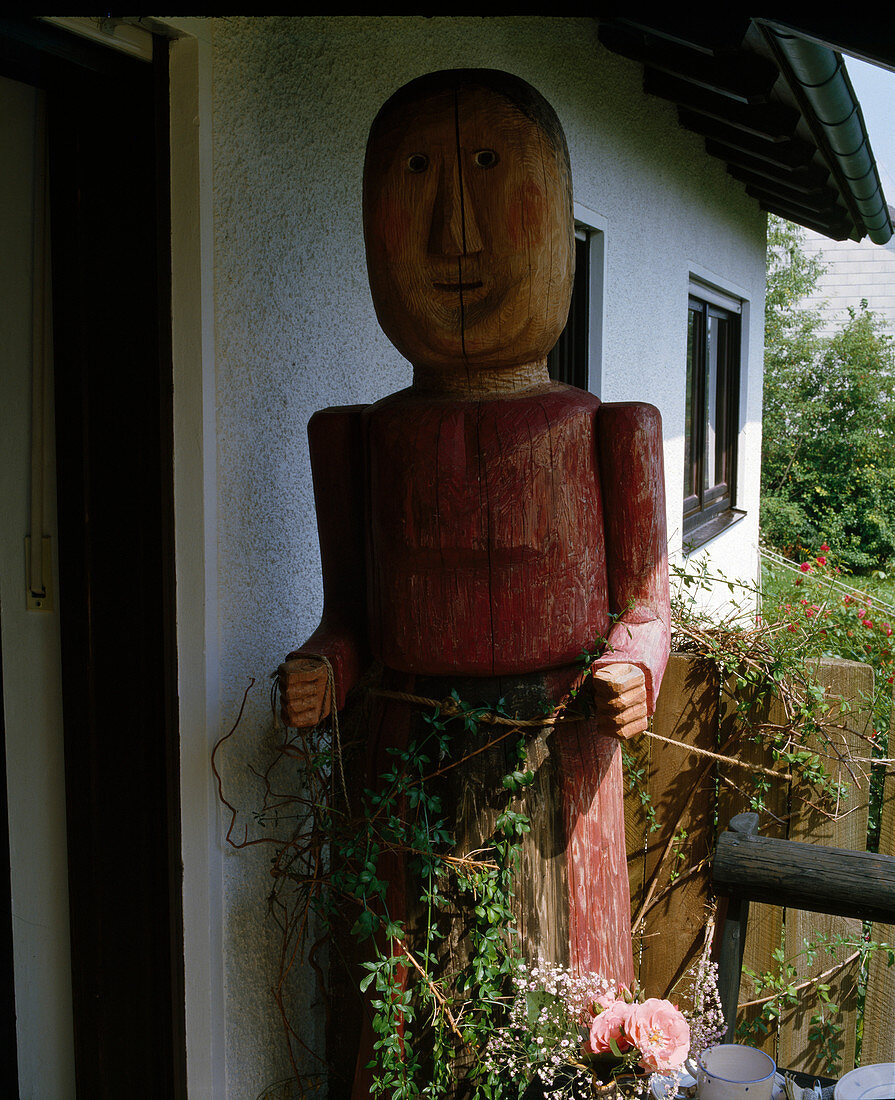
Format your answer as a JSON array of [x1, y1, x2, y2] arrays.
[[765, 28, 892, 244]]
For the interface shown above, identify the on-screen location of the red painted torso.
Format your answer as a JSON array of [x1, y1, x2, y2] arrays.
[[363, 382, 610, 677]]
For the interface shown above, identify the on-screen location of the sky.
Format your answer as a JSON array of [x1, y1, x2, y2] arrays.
[[845, 56, 895, 204]]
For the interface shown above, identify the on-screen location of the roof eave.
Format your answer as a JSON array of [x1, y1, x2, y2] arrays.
[[761, 26, 892, 245]]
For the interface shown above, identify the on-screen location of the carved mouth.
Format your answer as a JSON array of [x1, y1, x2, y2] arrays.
[[431, 280, 484, 292]]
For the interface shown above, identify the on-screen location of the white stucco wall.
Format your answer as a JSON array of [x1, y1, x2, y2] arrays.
[[206, 15, 767, 1095]]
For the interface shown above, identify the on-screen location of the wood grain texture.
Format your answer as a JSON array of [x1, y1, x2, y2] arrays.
[[363, 71, 574, 377], [635, 654, 719, 1002], [554, 720, 634, 985], [714, 835, 895, 921], [624, 725, 652, 932], [778, 659, 872, 1075], [862, 766, 895, 1062], [717, 672, 789, 1060], [364, 383, 610, 678]]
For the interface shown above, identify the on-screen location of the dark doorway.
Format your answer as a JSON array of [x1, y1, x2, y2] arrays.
[[0, 18, 185, 1098]]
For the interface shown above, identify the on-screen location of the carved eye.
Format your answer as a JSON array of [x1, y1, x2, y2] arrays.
[[407, 154, 429, 173], [473, 149, 499, 169]]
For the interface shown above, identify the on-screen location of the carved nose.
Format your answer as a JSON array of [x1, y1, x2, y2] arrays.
[[428, 158, 483, 256]]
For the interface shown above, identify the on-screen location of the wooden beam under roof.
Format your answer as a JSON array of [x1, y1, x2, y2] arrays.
[[597, 14, 887, 242], [599, 23, 778, 105], [678, 110, 816, 169], [707, 141, 830, 190], [644, 70, 800, 140], [749, 189, 854, 240], [610, 15, 752, 56], [728, 163, 839, 208]]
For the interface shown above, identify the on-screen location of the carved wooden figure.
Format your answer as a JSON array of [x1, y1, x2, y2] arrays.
[[279, 68, 671, 1090]]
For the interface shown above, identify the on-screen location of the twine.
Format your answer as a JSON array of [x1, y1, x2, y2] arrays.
[[372, 688, 573, 728], [372, 687, 793, 782]]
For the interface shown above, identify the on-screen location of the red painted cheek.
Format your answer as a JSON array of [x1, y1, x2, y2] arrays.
[[375, 195, 413, 252], [506, 180, 547, 248]]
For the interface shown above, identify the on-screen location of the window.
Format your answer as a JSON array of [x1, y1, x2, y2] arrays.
[[684, 283, 741, 544], [548, 230, 591, 389], [548, 212, 605, 394]]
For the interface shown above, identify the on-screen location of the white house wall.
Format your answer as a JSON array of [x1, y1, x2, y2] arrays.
[[207, 15, 767, 1095]]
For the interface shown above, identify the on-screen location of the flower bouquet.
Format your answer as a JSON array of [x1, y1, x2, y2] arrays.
[[485, 960, 725, 1099]]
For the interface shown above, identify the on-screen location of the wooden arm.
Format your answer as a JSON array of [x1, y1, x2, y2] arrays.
[[285, 405, 370, 713], [595, 402, 671, 713]]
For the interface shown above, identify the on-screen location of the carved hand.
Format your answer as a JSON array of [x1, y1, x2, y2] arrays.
[[590, 663, 647, 740], [277, 656, 332, 729]]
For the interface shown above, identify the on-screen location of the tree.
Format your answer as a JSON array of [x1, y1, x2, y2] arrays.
[[761, 217, 895, 569]]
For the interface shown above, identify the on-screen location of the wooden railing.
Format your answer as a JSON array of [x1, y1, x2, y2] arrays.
[[626, 652, 895, 1075]]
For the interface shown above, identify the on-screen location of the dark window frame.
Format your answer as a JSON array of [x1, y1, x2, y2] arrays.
[[548, 228, 592, 391], [684, 287, 742, 545]]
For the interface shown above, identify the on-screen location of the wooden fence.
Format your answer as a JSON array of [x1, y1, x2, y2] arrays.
[[626, 652, 895, 1076]]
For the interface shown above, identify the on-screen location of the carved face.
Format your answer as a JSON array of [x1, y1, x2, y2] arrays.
[[363, 81, 574, 372]]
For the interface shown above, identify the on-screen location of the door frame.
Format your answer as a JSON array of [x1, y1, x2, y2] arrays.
[[0, 17, 187, 1096]]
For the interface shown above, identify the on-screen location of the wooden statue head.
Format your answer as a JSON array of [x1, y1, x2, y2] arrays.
[[363, 69, 574, 380]]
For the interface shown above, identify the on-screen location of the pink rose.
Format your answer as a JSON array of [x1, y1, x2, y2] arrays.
[[587, 999, 635, 1054], [800, 562, 812, 573], [626, 998, 690, 1073]]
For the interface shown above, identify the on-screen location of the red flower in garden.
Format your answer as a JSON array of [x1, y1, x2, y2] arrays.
[[844, 595, 852, 605], [817, 556, 827, 566], [864, 620, 874, 629], [787, 624, 797, 633], [820, 543, 830, 553], [800, 562, 812, 573]]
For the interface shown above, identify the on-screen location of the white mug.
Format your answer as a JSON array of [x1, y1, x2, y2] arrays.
[[697, 1044, 777, 1100]]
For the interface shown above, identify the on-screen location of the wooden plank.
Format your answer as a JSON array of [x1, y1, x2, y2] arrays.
[[713, 833, 895, 922], [717, 673, 789, 1060], [634, 653, 719, 1004], [778, 658, 872, 1076], [862, 758, 895, 1061], [625, 713, 652, 980]]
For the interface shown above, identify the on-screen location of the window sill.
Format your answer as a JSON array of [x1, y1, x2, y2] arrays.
[[683, 508, 747, 554]]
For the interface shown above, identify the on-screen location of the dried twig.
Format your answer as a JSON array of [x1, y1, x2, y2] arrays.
[[737, 950, 861, 1010]]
